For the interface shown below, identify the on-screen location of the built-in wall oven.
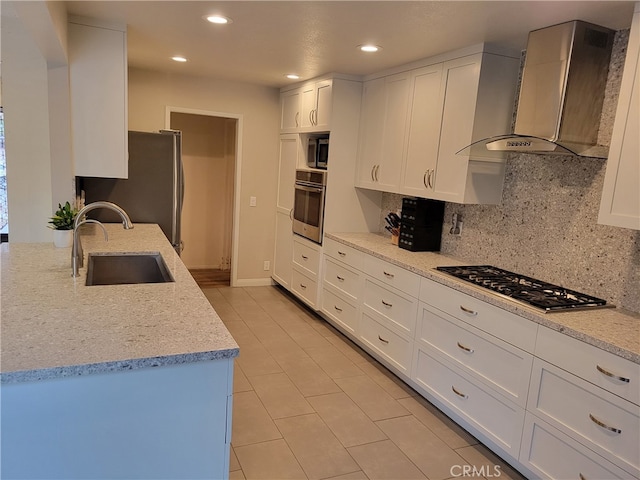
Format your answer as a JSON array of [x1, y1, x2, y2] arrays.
[[293, 169, 327, 244]]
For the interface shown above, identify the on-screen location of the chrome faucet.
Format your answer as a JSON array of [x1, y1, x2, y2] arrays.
[[72, 201, 134, 277]]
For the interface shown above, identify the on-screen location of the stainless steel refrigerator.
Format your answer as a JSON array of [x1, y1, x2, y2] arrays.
[[82, 130, 183, 253]]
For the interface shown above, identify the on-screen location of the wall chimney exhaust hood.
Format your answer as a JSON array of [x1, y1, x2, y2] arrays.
[[459, 20, 615, 158]]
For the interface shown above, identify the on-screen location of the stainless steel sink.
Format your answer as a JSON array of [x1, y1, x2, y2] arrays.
[[85, 252, 175, 286]]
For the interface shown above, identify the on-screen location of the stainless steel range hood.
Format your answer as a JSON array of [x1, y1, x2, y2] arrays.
[[459, 20, 615, 158]]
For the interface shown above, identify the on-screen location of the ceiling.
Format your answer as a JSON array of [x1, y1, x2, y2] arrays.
[[63, 1, 636, 88]]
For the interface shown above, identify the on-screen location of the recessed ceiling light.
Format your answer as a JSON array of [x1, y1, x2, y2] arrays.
[[285, 74, 300, 80], [204, 14, 232, 24], [172, 56, 188, 62], [359, 44, 381, 53]]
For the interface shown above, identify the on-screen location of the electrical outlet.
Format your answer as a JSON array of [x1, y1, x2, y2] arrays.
[[249, 196, 257, 207], [263, 260, 270, 271]]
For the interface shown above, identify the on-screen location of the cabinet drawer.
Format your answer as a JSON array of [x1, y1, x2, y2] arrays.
[[364, 255, 420, 298], [323, 238, 364, 271], [360, 312, 412, 375], [321, 289, 358, 335], [293, 239, 321, 276], [520, 413, 632, 480], [420, 277, 537, 352], [529, 358, 640, 476], [536, 326, 640, 406], [412, 344, 525, 457], [323, 257, 361, 302], [416, 302, 533, 408], [291, 269, 318, 308], [362, 279, 418, 338]]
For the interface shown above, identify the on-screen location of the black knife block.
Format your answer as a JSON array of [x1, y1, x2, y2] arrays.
[[399, 198, 445, 252]]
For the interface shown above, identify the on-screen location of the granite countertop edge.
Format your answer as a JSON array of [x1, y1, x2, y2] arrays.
[[0, 348, 240, 385], [326, 232, 640, 365]]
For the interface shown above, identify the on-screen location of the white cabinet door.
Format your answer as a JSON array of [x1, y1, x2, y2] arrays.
[[401, 64, 443, 197], [598, 7, 640, 230], [355, 73, 410, 192], [280, 89, 301, 132], [272, 135, 298, 288], [301, 80, 332, 132], [69, 20, 128, 179], [430, 55, 481, 202]]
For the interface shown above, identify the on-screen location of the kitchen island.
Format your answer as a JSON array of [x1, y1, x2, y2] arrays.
[[1, 224, 239, 479]]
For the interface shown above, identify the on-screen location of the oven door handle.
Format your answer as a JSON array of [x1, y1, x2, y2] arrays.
[[295, 184, 324, 194]]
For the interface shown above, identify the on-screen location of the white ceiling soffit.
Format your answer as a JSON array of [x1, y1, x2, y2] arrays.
[[63, 1, 636, 88]]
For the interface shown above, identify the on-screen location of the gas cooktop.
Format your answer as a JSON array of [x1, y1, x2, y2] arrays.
[[436, 265, 611, 313]]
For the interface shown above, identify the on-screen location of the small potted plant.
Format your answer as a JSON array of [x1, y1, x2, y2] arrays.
[[48, 201, 78, 247]]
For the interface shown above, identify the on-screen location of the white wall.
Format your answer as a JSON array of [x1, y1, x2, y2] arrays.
[[1, 13, 54, 242], [128, 68, 280, 282]]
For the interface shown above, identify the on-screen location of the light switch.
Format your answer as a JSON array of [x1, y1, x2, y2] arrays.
[[249, 196, 257, 207]]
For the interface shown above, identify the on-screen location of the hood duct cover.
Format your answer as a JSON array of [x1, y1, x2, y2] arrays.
[[459, 20, 615, 158]]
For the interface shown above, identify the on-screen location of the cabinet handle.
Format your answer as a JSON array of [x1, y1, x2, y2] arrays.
[[579, 474, 586, 480], [337, 250, 346, 257], [596, 365, 630, 383], [374, 164, 380, 182], [299, 283, 307, 290], [309, 110, 314, 125], [451, 386, 468, 399], [429, 169, 435, 188], [334, 305, 343, 312], [371, 165, 376, 182], [588, 413, 621, 434], [459, 305, 477, 316], [289, 208, 293, 221], [295, 112, 299, 127], [423, 172, 429, 188], [383, 271, 395, 279], [301, 254, 308, 260], [314, 109, 318, 125], [457, 342, 474, 353], [378, 335, 389, 344], [381, 299, 393, 308], [336, 275, 345, 281]]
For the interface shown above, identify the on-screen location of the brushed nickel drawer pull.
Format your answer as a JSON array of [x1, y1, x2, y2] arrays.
[[459, 305, 478, 316], [334, 305, 343, 312], [336, 275, 345, 281], [451, 386, 468, 399], [301, 254, 308, 260], [457, 342, 474, 353], [378, 335, 389, 344], [338, 250, 346, 257], [383, 271, 395, 278], [300, 283, 307, 290], [381, 300, 393, 308], [588, 413, 621, 434], [596, 365, 630, 383], [423, 172, 428, 188]]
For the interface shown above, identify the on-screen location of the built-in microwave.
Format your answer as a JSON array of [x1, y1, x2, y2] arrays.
[[293, 169, 327, 244], [307, 135, 329, 169]]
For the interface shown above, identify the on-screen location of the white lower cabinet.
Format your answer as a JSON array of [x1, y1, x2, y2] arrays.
[[291, 236, 322, 308], [527, 358, 639, 477], [412, 344, 525, 458], [520, 413, 632, 480], [360, 312, 413, 375], [291, 268, 318, 307]]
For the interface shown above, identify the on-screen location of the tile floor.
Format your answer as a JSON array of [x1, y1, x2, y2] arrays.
[[202, 285, 527, 480]]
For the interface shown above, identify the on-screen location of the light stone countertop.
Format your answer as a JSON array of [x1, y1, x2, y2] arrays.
[[326, 232, 640, 364], [1, 224, 239, 384]]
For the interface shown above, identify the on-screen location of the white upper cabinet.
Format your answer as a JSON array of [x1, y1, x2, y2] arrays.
[[598, 4, 640, 230], [280, 79, 333, 133], [355, 72, 410, 192], [358, 48, 519, 204], [68, 18, 128, 179]]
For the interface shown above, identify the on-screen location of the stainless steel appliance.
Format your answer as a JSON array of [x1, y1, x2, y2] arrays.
[[293, 169, 326, 244], [461, 20, 615, 158], [81, 130, 183, 253], [307, 135, 329, 169], [436, 265, 611, 312]]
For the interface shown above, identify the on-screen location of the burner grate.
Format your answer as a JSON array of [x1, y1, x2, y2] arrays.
[[436, 265, 608, 312]]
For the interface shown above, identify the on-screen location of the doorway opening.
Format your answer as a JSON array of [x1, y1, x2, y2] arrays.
[[167, 107, 241, 288]]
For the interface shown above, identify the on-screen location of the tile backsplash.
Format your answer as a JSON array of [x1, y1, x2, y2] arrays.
[[379, 28, 639, 313]]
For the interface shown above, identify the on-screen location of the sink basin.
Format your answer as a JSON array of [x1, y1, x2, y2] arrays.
[[86, 252, 175, 286]]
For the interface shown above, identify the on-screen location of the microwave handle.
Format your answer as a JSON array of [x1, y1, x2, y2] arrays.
[[295, 184, 324, 194]]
